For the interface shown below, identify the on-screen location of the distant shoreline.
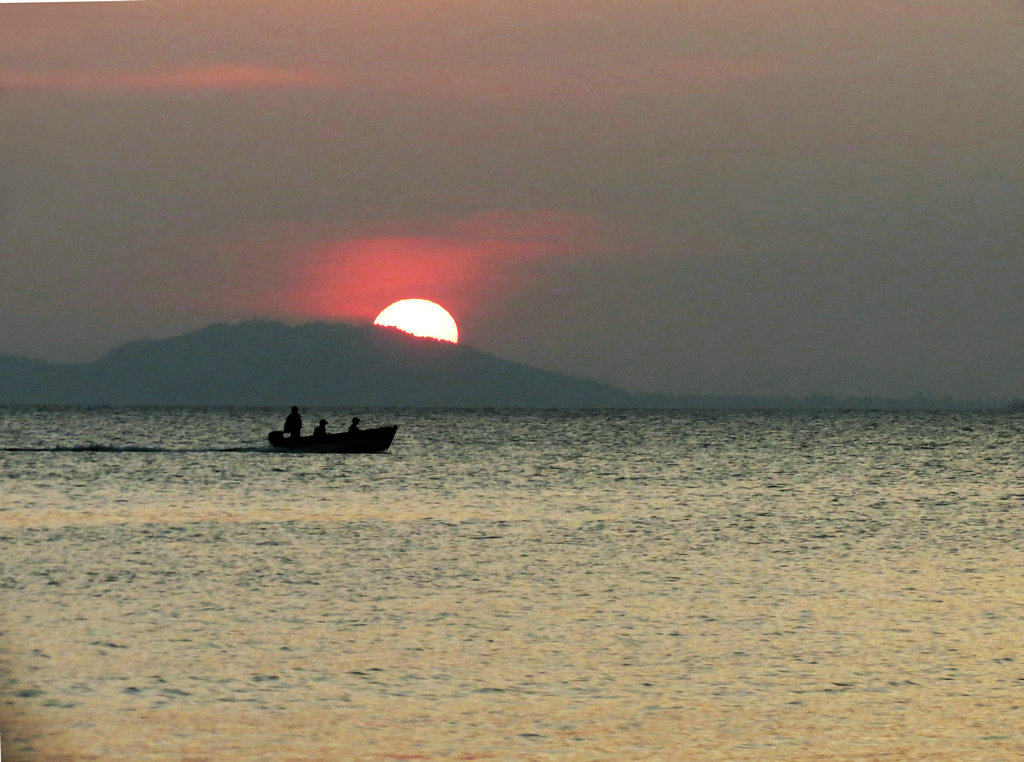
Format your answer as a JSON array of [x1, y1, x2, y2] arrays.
[[0, 401, 1017, 412], [1, 321, 1018, 410]]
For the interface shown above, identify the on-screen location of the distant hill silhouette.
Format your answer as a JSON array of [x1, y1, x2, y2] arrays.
[[0, 321, 663, 407], [0, 321, 1005, 409]]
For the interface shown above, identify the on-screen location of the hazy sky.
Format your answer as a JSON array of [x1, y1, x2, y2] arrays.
[[3, 1, 1023, 399]]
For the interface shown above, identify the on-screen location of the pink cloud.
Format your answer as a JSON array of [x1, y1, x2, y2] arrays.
[[2, 53, 784, 100], [0, 64, 345, 92], [273, 210, 609, 323]]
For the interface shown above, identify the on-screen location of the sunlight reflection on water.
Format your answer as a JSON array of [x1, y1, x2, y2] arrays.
[[2, 408, 1024, 759]]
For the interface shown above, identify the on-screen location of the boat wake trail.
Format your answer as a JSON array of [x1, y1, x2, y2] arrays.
[[1, 445, 272, 454]]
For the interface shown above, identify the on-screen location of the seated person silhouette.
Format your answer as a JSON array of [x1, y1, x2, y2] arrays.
[[284, 406, 302, 438], [348, 417, 361, 433], [313, 419, 328, 438]]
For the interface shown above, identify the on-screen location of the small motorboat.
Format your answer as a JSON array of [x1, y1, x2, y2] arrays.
[[268, 425, 397, 453]]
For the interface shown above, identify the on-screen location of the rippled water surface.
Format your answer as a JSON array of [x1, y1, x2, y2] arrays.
[[2, 407, 1024, 760]]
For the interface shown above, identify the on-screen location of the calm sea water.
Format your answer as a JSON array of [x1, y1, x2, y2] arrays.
[[2, 406, 1024, 760]]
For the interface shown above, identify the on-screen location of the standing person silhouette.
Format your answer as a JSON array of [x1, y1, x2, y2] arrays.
[[284, 406, 303, 438]]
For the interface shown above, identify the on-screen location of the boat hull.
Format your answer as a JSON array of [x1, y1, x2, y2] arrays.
[[268, 425, 397, 453]]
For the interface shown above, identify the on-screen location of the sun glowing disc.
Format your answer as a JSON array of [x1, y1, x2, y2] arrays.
[[373, 299, 459, 343]]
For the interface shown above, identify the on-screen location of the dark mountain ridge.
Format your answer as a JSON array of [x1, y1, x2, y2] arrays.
[[0, 321, 655, 407], [0, 321, 1009, 409]]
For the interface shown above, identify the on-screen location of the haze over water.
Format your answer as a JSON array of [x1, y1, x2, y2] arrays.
[[2, 407, 1024, 760]]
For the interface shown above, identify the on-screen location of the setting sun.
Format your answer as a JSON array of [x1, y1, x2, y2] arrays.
[[373, 299, 459, 343]]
